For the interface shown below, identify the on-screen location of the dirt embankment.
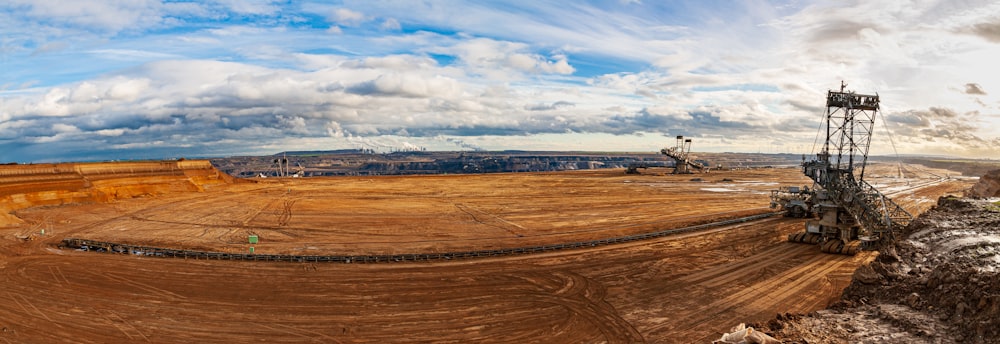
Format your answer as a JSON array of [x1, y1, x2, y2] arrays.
[[754, 196, 1000, 343], [0, 160, 233, 226], [967, 169, 1000, 198]]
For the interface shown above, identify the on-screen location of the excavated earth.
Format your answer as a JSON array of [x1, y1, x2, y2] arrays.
[[0, 161, 974, 343], [968, 169, 1000, 199], [754, 170, 1000, 344]]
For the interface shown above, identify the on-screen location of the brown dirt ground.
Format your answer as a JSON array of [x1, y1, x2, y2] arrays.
[[0, 164, 973, 343]]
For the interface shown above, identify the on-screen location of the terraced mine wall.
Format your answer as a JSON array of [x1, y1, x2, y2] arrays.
[[61, 211, 781, 263], [0, 160, 233, 226], [212, 151, 805, 177]]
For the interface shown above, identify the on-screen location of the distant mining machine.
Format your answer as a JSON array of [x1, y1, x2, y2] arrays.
[[783, 82, 913, 255], [661, 136, 704, 174]]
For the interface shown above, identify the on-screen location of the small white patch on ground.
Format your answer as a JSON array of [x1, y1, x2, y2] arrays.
[[701, 187, 742, 192], [735, 181, 779, 186]]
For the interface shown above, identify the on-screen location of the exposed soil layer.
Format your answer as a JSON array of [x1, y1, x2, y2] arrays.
[[0, 162, 973, 343], [0, 160, 232, 227], [968, 169, 1000, 198], [756, 196, 1000, 343]]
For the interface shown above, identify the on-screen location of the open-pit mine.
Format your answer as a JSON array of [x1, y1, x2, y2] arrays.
[[0, 159, 973, 343]]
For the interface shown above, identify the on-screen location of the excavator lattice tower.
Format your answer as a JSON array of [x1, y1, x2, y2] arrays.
[[787, 82, 913, 254]]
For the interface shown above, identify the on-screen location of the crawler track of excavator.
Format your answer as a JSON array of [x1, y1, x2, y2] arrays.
[[787, 233, 862, 255], [819, 239, 862, 255], [787, 232, 821, 245]]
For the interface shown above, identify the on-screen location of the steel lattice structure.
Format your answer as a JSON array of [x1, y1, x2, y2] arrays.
[[660, 135, 702, 174], [802, 82, 912, 247], [822, 83, 878, 181]]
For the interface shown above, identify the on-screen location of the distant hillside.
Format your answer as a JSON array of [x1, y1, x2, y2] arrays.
[[902, 158, 1000, 177]]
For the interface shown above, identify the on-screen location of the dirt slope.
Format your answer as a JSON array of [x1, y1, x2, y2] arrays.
[[968, 169, 1000, 198], [0, 160, 232, 227]]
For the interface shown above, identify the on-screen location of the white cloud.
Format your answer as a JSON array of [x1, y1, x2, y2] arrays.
[[30, 41, 68, 56], [331, 8, 367, 26], [348, 73, 462, 98], [643, 105, 692, 121], [95, 128, 126, 137], [2, 1, 1000, 161], [207, 26, 270, 36], [52, 123, 79, 133], [343, 55, 438, 71], [537, 56, 574, 74], [8, 0, 164, 33], [381, 18, 401, 31], [88, 49, 183, 61], [104, 78, 150, 101], [440, 38, 576, 77], [214, 0, 281, 15], [175, 35, 222, 44]]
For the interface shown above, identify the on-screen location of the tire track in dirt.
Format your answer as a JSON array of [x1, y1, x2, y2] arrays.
[[0, 252, 641, 343], [708, 253, 827, 308], [455, 203, 525, 237], [258, 323, 339, 343], [655, 244, 855, 341], [507, 270, 643, 342], [103, 272, 188, 300], [739, 254, 853, 312], [99, 309, 151, 342], [241, 197, 281, 227], [81, 184, 280, 230], [777, 253, 876, 313], [6, 292, 39, 321], [48, 265, 70, 286], [676, 244, 800, 286], [17, 216, 795, 343], [696, 245, 814, 289]]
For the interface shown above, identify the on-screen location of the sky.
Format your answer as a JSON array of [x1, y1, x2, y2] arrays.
[[2, 0, 999, 163]]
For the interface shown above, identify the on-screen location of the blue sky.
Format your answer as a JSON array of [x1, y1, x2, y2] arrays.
[[2, 0, 999, 162]]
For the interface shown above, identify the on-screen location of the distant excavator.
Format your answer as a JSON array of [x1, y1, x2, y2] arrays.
[[625, 135, 706, 174], [661, 136, 705, 174], [774, 82, 912, 254]]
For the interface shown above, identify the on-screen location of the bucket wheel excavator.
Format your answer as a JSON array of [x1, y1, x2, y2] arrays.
[[783, 82, 913, 255], [626, 135, 705, 174], [661, 136, 704, 174]]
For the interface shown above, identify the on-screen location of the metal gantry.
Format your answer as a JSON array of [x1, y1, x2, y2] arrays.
[[800, 81, 912, 250], [661, 135, 703, 174]]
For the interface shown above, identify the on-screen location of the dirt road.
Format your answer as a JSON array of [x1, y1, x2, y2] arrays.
[[0, 164, 972, 343]]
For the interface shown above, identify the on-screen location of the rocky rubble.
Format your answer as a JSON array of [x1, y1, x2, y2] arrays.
[[755, 195, 1000, 343]]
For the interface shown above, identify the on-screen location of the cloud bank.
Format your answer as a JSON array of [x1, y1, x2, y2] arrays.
[[1, 0, 999, 162]]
